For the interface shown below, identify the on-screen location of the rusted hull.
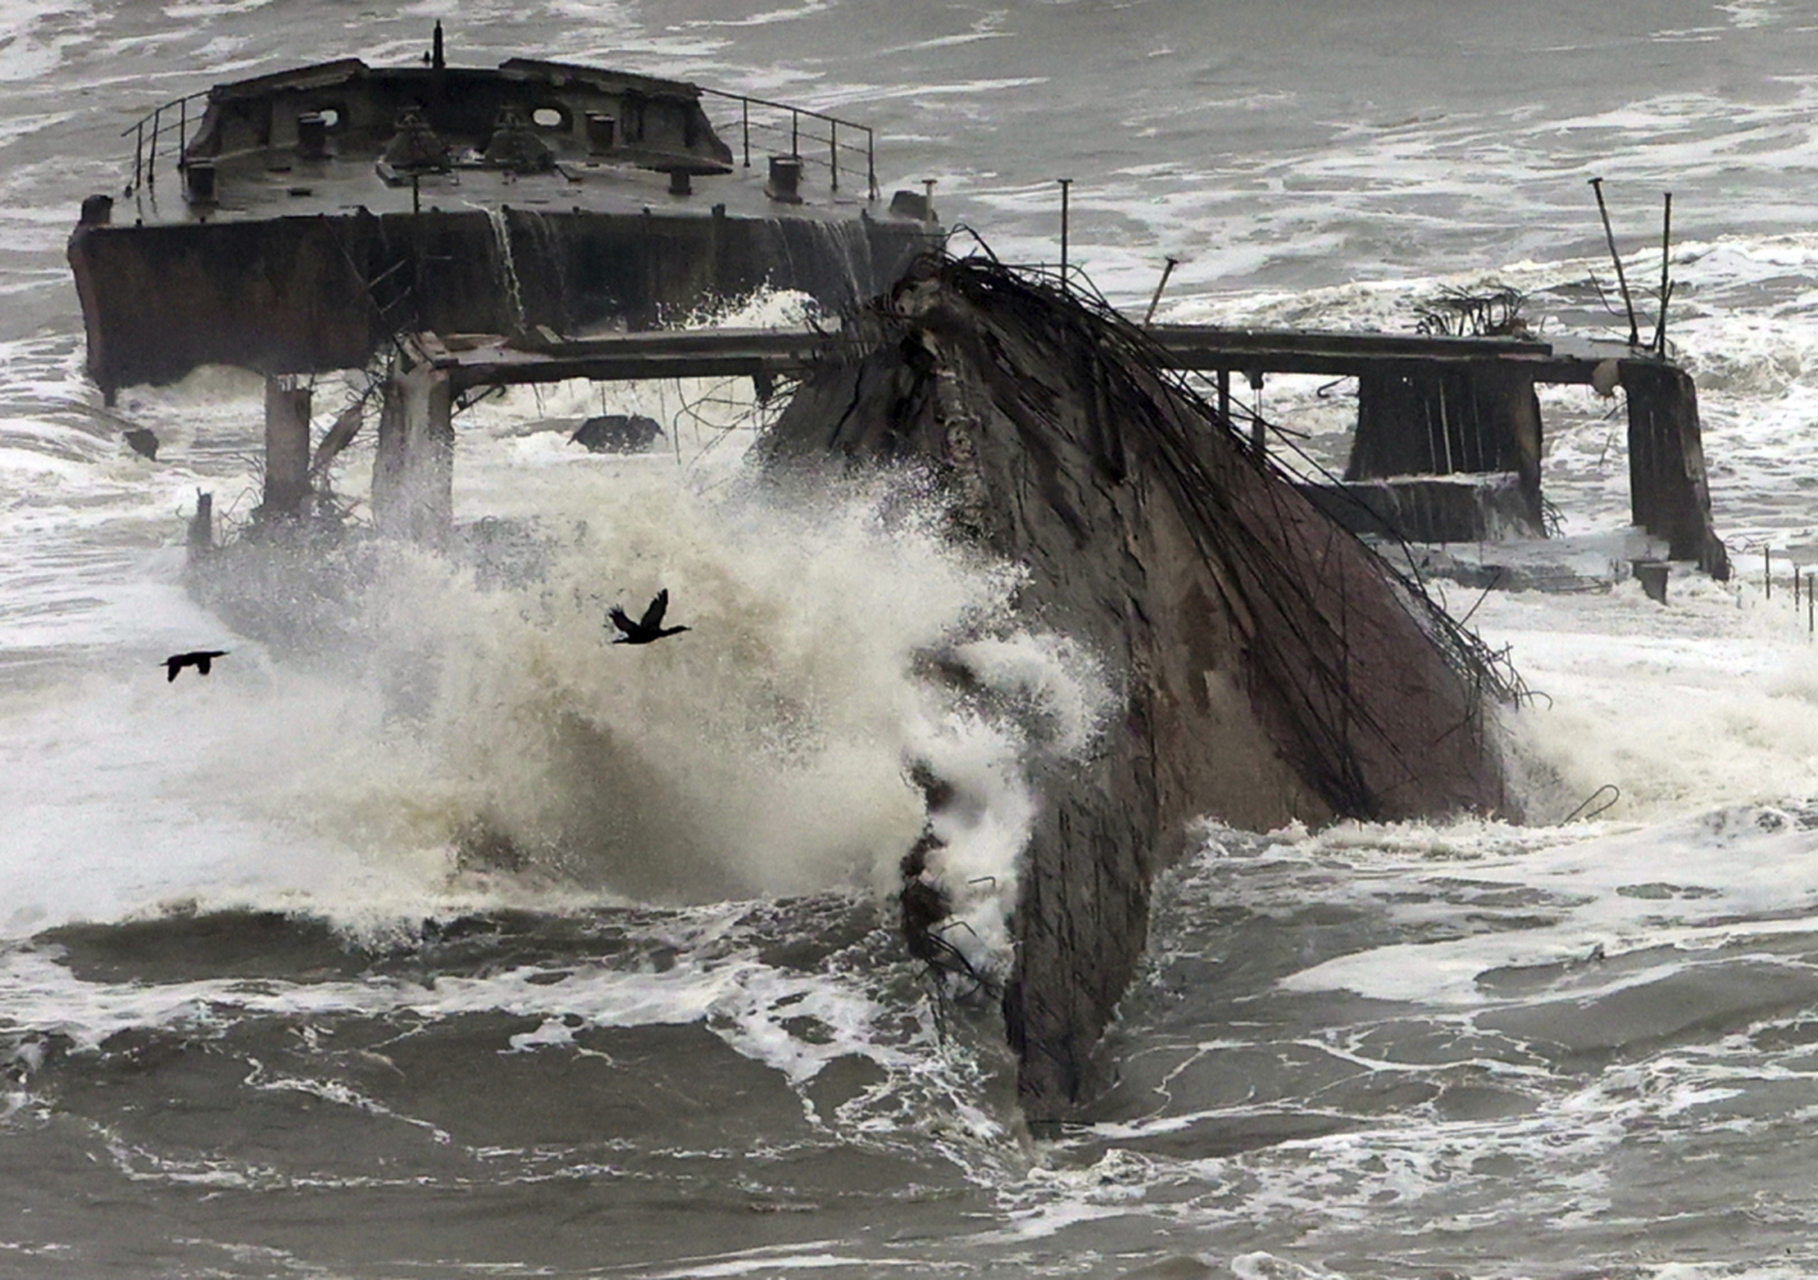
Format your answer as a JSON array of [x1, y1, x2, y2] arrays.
[[69, 208, 933, 394]]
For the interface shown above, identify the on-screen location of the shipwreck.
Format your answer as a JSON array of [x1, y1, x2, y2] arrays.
[[68, 23, 939, 399], [68, 38, 1733, 1125], [759, 257, 1728, 1117]]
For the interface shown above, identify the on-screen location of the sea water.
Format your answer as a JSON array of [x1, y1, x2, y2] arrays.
[[6, 2, 1818, 1276]]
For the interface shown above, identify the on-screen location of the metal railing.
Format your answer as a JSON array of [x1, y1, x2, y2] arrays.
[[120, 85, 882, 202], [699, 88, 878, 201], [120, 90, 211, 195]]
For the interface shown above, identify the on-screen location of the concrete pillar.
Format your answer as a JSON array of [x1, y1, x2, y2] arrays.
[[1471, 361, 1544, 531], [1621, 361, 1729, 579], [187, 491, 213, 553], [372, 340, 454, 548], [262, 376, 312, 518]]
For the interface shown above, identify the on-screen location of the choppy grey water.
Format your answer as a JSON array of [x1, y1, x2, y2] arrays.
[[10, 3, 1818, 1277]]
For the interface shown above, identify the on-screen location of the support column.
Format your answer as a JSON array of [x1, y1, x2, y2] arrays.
[[372, 337, 454, 548], [1620, 360, 1729, 579], [261, 376, 311, 519], [1471, 361, 1544, 531], [187, 491, 213, 554]]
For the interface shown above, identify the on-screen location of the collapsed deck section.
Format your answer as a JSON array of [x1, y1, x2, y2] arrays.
[[1155, 327, 1729, 578]]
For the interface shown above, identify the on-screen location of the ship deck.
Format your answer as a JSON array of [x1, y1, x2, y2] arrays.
[[122, 141, 886, 228], [113, 50, 906, 230]]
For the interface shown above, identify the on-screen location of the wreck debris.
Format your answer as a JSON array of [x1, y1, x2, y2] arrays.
[[571, 413, 664, 453], [1413, 284, 1531, 338], [761, 254, 1523, 1120], [1148, 320, 1727, 574], [123, 427, 159, 460]]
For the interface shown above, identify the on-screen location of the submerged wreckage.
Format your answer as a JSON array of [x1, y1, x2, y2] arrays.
[[71, 36, 1729, 1123]]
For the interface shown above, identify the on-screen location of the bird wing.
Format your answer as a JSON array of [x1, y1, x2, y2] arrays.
[[166, 659, 181, 682], [608, 606, 636, 634], [639, 589, 669, 631]]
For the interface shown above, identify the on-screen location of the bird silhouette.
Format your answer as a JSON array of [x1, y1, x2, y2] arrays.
[[163, 649, 228, 681], [607, 589, 689, 644]]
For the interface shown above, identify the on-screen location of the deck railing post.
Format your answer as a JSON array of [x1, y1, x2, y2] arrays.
[[829, 119, 839, 192], [148, 107, 160, 188], [790, 108, 799, 158], [178, 95, 187, 167], [133, 121, 143, 193], [741, 97, 750, 168], [867, 127, 877, 201]]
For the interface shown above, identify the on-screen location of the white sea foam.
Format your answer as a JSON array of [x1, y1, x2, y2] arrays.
[[0, 369, 1106, 956]]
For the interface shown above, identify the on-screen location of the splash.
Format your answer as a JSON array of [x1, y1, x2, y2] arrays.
[[195, 457, 1108, 924]]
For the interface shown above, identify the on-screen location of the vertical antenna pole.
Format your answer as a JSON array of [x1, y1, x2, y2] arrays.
[[1143, 256, 1179, 326], [1653, 191, 1673, 354], [1249, 371, 1266, 454], [1589, 176, 1639, 346]]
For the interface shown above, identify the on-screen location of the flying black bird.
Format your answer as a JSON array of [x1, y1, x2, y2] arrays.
[[163, 649, 228, 681], [607, 589, 689, 644]]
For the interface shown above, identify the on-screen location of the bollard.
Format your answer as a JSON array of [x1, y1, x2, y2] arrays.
[[766, 154, 803, 203], [184, 159, 216, 204]]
